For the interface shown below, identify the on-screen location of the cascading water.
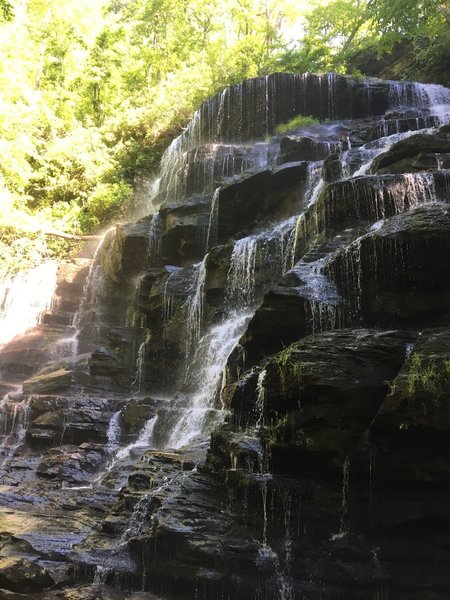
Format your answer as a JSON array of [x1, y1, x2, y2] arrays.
[[147, 212, 162, 266], [206, 187, 220, 250], [114, 415, 158, 462], [165, 313, 251, 449], [71, 228, 115, 353], [184, 258, 207, 352], [0, 261, 58, 347], [226, 237, 259, 309]]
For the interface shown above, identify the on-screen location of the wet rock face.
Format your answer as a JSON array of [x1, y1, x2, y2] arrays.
[[160, 195, 210, 265], [216, 163, 307, 242], [25, 394, 114, 448], [100, 221, 152, 283], [23, 368, 73, 395], [326, 205, 450, 326], [36, 443, 105, 484], [237, 285, 311, 367], [278, 129, 346, 165], [226, 329, 412, 434], [371, 130, 450, 173], [195, 73, 394, 143], [371, 328, 450, 442]]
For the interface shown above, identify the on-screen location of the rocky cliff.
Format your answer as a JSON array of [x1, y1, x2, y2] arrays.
[[0, 72, 450, 600]]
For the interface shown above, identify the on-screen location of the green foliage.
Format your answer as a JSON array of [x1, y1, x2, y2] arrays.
[[274, 343, 307, 392], [78, 181, 133, 230], [406, 353, 450, 401], [276, 0, 450, 86], [0, 0, 12, 21], [275, 115, 320, 134], [263, 412, 314, 449]]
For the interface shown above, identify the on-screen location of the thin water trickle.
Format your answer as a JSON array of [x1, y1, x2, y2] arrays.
[[93, 565, 111, 584], [132, 332, 151, 393], [114, 415, 158, 462], [402, 172, 437, 205], [339, 456, 351, 537], [261, 478, 268, 546], [255, 369, 266, 428], [120, 495, 151, 542], [185, 258, 207, 352], [226, 237, 258, 309], [147, 212, 162, 266], [0, 400, 30, 467], [206, 187, 220, 250], [369, 452, 377, 532], [51, 334, 78, 360], [106, 411, 122, 454]]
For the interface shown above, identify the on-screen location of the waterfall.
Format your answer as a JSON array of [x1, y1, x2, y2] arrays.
[[2, 72, 450, 599], [132, 331, 151, 393], [185, 258, 207, 352], [0, 261, 58, 347], [106, 411, 122, 454], [226, 236, 259, 310], [206, 187, 220, 250], [166, 312, 251, 449], [71, 228, 115, 351], [255, 369, 266, 428], [337, 456, 351, 538], [114, 415, 158, 462]]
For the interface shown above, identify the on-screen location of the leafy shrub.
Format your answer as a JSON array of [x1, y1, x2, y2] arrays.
[[78, 181, 133, 231], [406, 353, 450, 401], [275, 115, 320, 134]]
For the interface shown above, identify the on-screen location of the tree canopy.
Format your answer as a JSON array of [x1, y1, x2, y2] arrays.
[[280, 0, 450, 79]]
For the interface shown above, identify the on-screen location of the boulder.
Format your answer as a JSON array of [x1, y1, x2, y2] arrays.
[[160, 195, 210, 265], [278, 134, 342, 164], [371, 328, 450, 442], [22, 368, 72, 395], [0, 556, 54, 593], [216, 163, 307, 241], [120, 397, 168, 438], [88, 348, 129, 390], [315, 171, 449, 237], [228, 329, 411, 470], [0, 326, 68, 379], [100, 219, 152, 283], [36, 444, 104, 484], [371, 132, 450, 173], [236, 260, 345, 368]]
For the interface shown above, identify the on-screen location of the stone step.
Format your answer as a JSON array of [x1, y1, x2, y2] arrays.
[[41, 309, 76, 327]]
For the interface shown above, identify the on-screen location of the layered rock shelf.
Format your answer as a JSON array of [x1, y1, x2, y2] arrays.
[[0, 73, 450, 599]]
